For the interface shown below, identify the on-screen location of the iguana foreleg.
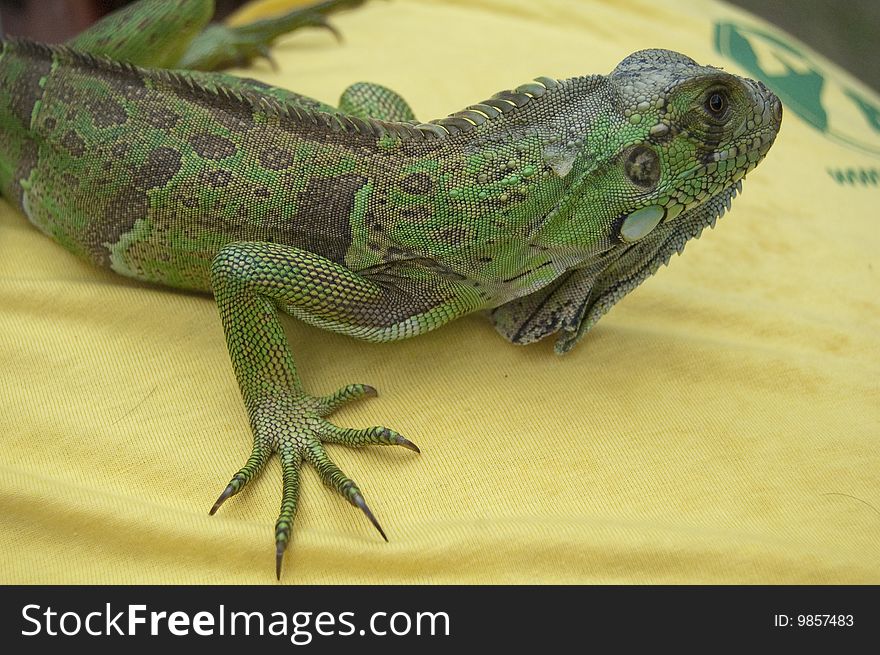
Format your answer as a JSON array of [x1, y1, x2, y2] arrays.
[[208, 241, 480, 578]]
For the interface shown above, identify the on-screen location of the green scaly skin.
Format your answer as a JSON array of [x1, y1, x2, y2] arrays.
[[0, 0, 782, 579]]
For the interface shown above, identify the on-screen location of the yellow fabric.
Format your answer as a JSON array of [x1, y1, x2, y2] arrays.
[[226, 0, 321, 24], [1, 0, 877, 584]]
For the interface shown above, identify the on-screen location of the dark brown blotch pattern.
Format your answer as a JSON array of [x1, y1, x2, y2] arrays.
[[142, 105, 182, 130], [258, 146, 294, 171], [201, 168, 234, 188], [10, 57, 52, 127], [91, 96, 128, 128], [139, 146, 182, 190], [111, 141, 130, 160], [189, 132, 237, 160], [86, 186, 149, 265], [288, 174, 366, 263], [400, 171, 433, 195]]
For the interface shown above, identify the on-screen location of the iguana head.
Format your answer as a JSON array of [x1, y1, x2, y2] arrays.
[[492, 49, 782, 351], [598, 49, 783, 243]]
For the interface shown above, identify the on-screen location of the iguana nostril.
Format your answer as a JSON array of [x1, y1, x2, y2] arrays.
[[773, 97, 783, 125]]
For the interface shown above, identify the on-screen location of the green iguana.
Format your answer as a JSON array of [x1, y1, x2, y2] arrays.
[[0, 0, 782, 579]]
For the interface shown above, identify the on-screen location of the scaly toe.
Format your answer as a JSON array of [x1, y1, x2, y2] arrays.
[[314, 383, 378, 416]]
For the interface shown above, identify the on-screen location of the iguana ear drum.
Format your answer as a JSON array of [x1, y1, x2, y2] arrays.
[[624, 144, 660, 189]]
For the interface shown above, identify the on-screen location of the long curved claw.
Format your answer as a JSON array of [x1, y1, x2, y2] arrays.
[[208, 445, 271, 515], [396, 437, 421, 454], [352, 491, 388, 542], [312, 17, 342, 42], [180, 0, 366, 71], [257, 44, 278, 71], [304, 440, 392, 542], [274, 452, 302, 581], [276, 542, 285, 581], [209, 483, 237, 515]]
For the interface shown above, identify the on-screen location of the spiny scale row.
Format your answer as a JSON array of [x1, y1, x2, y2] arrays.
[[14, 38, 560, 143]]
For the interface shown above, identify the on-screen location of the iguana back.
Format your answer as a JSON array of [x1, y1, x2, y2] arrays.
[[0, 40, 578, 299]]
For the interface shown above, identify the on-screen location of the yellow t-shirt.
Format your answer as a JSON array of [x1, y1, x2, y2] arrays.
[[0, 0, 877, 583]]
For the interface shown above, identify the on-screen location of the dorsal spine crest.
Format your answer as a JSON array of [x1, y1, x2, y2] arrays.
[[4, 38, 561, 143]]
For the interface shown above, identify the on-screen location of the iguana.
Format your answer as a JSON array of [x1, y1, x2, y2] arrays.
[[0, 0, 782, 579]]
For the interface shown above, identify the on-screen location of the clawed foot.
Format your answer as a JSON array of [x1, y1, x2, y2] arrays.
[[209, 383, 419, 580], [181, 0, 365, 71], [220, 0, 355, 67]]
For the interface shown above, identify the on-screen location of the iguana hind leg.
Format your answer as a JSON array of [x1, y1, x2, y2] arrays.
[[65, 0, 365, 72], [180, 0, 368, 71], [66, 0, 215, 68]]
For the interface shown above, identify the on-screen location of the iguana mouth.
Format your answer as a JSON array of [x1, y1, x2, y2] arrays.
[[704, 125, 778, 173], [679, 129, 774, 185]]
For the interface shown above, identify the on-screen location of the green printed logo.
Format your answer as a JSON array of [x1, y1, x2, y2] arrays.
[[715, 21, 880, 158]]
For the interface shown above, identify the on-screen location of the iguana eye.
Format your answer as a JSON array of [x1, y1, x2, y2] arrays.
[[705, 90, 728, 118]]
